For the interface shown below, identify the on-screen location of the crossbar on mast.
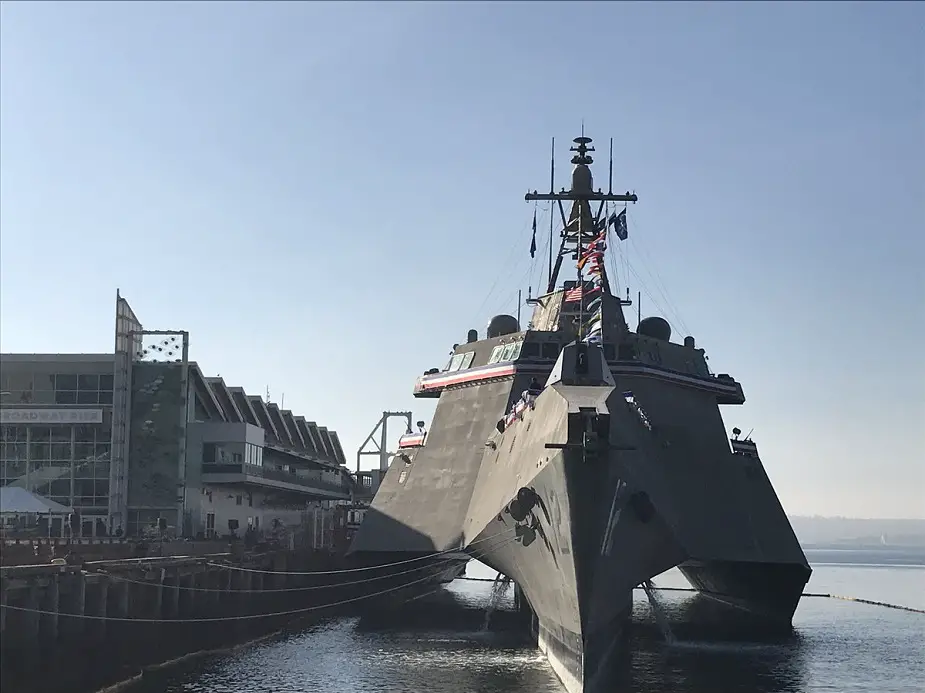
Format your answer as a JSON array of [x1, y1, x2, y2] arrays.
[[526, 191, 638, 202]]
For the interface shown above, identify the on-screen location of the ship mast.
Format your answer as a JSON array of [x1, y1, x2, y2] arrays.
[[526, 135, 637, 295]]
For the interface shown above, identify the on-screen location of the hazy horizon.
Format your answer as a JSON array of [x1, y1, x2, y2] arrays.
[[1, 2, 923, 519]]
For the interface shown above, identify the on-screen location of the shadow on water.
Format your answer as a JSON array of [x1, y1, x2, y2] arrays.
[[617, 593, 809, 693], [125, 585, 813, 693], [357, 585, 811, 693]]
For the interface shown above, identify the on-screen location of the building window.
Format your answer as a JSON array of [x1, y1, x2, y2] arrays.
[[77, 390, 100, 405], [55, 390, 78, 405], [244, 443, 263, 468], [54, 374, 78, 391], [78, 374, 99, 391], [235, 495, 242, 506], [50, 372, 114, 407], [202, 443, 217, 464]]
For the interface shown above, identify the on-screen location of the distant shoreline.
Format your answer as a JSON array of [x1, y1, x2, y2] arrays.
[[802, 546, 925, 567]]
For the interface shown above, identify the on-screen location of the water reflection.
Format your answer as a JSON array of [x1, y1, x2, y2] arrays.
[[127, 561, 924, 693], [139, 587, 815, 693], [620, 594, 808, 693]]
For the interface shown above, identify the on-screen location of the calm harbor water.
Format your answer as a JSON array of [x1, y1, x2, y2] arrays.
[[131, 551, 924, 693]]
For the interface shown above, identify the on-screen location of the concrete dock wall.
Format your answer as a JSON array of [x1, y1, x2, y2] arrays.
[[0, 549, 354, 693]]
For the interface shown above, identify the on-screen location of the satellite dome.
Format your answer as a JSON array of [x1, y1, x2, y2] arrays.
[[638, 316, 671, 342], [487, 314, 520, 339]]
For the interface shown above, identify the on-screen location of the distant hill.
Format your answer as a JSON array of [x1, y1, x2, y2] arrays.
[[788, 516, 925, 549]]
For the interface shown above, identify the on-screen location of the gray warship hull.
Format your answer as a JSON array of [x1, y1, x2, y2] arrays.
[[464, 360, 808, 691], [349, 134, 810, 693], [352, 345, 810, 692]]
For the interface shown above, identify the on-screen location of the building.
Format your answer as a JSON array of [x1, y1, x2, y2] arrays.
[[0, 291, 352, 539]]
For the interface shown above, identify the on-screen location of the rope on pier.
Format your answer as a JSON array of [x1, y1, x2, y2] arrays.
[[93, 535, 519, 594], [0, 537, 522, 624], [206, 527, 518, 577]]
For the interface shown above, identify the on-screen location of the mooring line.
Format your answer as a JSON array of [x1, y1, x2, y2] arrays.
[[0, 537, 523, 624], [451, 579, 925, 615], [801, 592, 924, 614], [207, 527, 517, 576], [94, 535, 519, 594], [631, 585, 924, 615]]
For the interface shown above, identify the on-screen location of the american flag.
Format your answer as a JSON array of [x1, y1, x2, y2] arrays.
[[565, 286, 583, 302]]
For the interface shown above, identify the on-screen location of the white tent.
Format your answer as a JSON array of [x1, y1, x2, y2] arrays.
[[0, 486, 73, 515]]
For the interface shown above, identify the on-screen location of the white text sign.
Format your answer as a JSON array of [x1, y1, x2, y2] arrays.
[[0, 409, 104, 425]]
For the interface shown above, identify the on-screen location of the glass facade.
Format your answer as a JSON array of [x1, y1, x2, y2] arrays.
[[0, 418, 112, 512], [0, 370, 114, 406], [1, 368, 114, 513]]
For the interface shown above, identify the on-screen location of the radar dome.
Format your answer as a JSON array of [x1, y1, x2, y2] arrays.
[[638, 316, 671, 342], [571, 165, 593, 193], [487, 314, 520, 339]]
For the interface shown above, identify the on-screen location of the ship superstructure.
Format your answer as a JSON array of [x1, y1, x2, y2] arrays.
[[350, 135, 811, 692]]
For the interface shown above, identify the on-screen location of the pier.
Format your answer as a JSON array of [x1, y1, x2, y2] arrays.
[[0, 544, 353, 693]]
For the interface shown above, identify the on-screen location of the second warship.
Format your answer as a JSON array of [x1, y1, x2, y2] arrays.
[[349, 134, 811, 692]]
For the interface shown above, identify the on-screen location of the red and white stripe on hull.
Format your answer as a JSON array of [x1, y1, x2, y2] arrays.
[[415, 363, 517, 392], [398, 433, 427, 448], [414, 358, 742, 402]]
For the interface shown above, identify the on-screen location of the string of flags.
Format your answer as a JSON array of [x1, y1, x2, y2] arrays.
[[526, 202, 631, 343], [564, 207, 628, 300], [568, 206, 629, 344], [529, 205, 627, 260]]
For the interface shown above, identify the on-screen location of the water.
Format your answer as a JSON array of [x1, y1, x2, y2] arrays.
[[640, 579, 676, 645], [130, 551, 925, 693], [482, 572, 512, 632]]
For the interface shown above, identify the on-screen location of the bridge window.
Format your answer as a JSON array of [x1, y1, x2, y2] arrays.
[[541, 342, 560, 360], [521, 341, 540, 359], [444, 351, 475, 372], [487, 345, 505, 364], [500, 341, 523, 362]]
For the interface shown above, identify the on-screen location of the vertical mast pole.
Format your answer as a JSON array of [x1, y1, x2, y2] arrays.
[[517, 289, 522, 327], [577, 201, 583, 340], [548, 137, 555, 290], [608, 138, 614, 195]]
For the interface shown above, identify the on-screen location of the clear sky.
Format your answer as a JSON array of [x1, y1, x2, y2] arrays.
[[1, 2, 922, 519]]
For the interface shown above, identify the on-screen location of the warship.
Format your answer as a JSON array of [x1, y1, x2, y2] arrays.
[[349, 134, 812, 692]]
